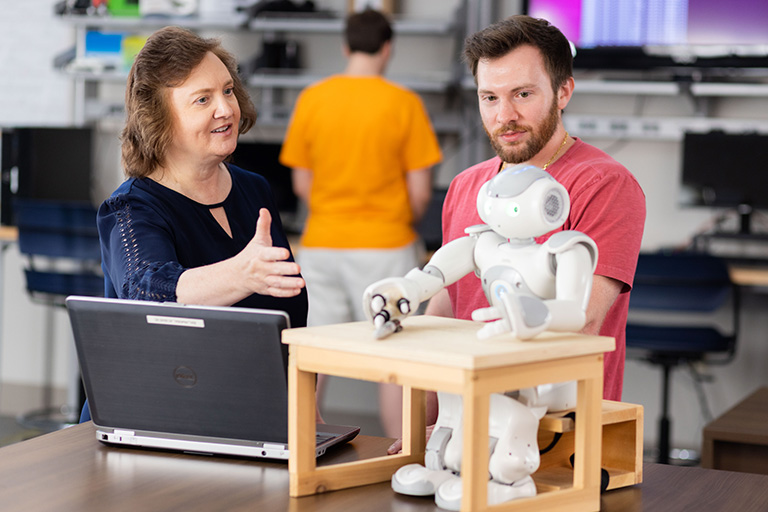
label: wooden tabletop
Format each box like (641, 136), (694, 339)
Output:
(283, 316), (615, 370)
(729, 266), (768, 287)
(2, 422), (768, 511)
(0, 225), (17, 242)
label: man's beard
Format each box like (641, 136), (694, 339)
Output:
(485, 97), (560, 165)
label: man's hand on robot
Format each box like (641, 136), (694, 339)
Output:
(471, 292), (549, 340)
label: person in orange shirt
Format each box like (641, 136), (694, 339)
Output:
(279, 9), (442, 438)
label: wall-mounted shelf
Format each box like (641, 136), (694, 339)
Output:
(248, 71), (454, 93)
(564, 113), (768, 141)
(58, 9), (464, 127)
(248, 16), (455, 35)
(60, 13), (248, 30)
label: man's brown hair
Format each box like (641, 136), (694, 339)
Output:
(463, 15), (573, 93)
(345, 9), (393, 54)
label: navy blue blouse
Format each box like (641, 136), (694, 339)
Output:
(97, 163), (308, 328)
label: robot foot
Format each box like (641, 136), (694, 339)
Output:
(391, 464), (455, 497)
(487, 476), (537, 503)
(433, 475), (537, 511)
(433, 473), (464, 511)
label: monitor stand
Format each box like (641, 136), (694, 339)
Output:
(737, 204), (754, 236)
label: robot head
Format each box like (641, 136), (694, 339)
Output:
(477, 164), (570, 240)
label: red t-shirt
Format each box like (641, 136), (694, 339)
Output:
(442, 138), (646, 401)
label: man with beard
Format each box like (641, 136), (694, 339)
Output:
(424, 15), (645, 410)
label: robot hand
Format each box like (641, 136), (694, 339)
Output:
(362, 276), (422, 338)
(363, 267), (446, 339)
(471, 285), (551, 340)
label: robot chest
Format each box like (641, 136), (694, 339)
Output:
(475, 246), (555, 301)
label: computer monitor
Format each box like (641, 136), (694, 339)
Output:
(524, 0), (768, 72)
(228, 141), (299, 232)
(1, 127), (94, 226)
(680, 131), (768, 235)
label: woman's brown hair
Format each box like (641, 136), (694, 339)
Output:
(121, 26), (257, 178)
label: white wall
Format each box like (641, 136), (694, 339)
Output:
(0, 0), (81, 415)
(0, 2), (74, 126)
(2, 0), (768, 457)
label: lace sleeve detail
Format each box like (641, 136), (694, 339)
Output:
(105, 196), (185, 302)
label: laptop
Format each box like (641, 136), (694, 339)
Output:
(66, 296), (360, 460)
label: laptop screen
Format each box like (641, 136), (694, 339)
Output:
(68, 297), (292, 443)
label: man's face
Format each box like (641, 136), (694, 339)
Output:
(476, 45), (566, 165)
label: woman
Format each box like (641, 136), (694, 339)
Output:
(81, 26), (307, 422)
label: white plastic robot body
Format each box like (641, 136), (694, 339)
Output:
(472, 229), (596, 339)
(393, 391), (546, 511)
(362, 164), (600, 509)
(363, 165), (597, 341)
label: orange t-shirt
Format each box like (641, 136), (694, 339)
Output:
(279, 75), (442, 249)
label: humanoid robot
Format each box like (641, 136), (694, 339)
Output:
(361, 164), (598, 510)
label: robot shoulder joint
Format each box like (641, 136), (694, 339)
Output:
(544, 231), (598, 271)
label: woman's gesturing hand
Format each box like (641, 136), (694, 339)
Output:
(237, 208), (305, 298)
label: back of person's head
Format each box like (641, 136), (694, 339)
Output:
(121, 26), (257, 178)
(463, 14), (573, 93)
(345, 8), (393, 54)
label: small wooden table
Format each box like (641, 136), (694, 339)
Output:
(283, 316), (615, 512)
(702, 387), (768, 474)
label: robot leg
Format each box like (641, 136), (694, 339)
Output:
(391, 391), (463, 496)
(434, 393), (545, 510)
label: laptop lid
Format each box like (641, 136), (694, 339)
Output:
(66, 296), (358, 459)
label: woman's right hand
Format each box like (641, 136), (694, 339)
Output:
(236, 208), (305, 298)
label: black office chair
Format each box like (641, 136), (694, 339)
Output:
(626, 251), (739, 464)
(14, 199), (103, 431)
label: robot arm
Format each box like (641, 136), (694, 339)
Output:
(471, 232), (598, 340)
(362, 236), (476, 337)
(543, 231), (598, 331)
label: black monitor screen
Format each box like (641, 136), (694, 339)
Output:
(1, 127), (93, 226)
(229, 141), (297, 216)
(681, 131), (768, 211)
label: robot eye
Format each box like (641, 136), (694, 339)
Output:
(506, 202), (520, 217)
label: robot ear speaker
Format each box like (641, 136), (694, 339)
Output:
(542, 190), (566, 223)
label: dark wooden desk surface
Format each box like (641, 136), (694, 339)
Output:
(2, 422), (768, 511)
(703, 387), (768, 446)
(702, 386), (768, 473)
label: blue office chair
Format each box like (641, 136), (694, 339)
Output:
(626, 251), (739, 465)
(14, 199), (103, 431)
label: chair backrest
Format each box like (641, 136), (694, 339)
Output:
(629, 252), (733, 313)
(15, 199), (101, 261)
(14, 199), (103, 301)
(627, 251), (740, 361)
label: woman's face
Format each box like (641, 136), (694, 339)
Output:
(165, 51), (241, 168)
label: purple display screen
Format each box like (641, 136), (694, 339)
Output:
(526, 0), (768, 48)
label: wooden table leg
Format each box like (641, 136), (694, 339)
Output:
(289, 350), (318, 497)
(402, 385), (427, 458)
(462, 380), (490, 511)
(572, 359), (603, 510)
